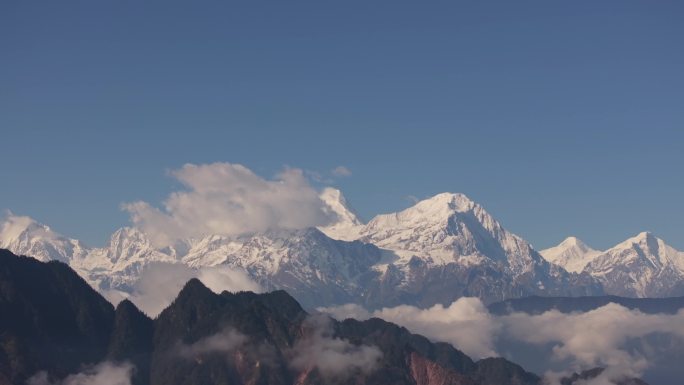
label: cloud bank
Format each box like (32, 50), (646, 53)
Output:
(319, 300), (684, 384)
(123, 163), (334, 247)
(318, 297), (498, 359)
(504, 304), (684, 383)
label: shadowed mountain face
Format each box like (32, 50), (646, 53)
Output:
(147, 279), (546, 385)
(0, 248), (544, 385)
(0, 249), (114, 385)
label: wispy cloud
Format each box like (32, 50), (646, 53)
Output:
(405, 195), (420, 204)
(176, 328), (248, 358)
(289, 315), (382, 378)
(331, 166), (352, 177)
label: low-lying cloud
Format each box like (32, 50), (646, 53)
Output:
(27, 361), (134, 385)
(123, 163), (334, 247)
(176, 328), (248, 358)
(107, 262), (262, 317)
(318, 297), (498, 359)
(289, 315), (382, 378)
(170, 315), (382, 378)
(319, 300), (684, 384)
(505, 304), (684, 384)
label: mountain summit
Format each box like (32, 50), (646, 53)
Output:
(540, 236), (602, 273)
(359, 192), (538, 271)
(541, 232), (684, 297)
(0, 214), (87, 263)
(318, 187), (363, 240)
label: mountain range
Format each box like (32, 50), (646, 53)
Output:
(540, 232), (684, 297)
(2, 189), (683, 310)
(0, 249), (646, 385)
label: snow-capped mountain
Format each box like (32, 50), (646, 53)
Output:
(1, 191), (605, 308)
(0, 214), (88, 262)
(540, 236), (602, 273)
(358, 193), (538, 271)
(541, 232), (684, 297)
(346, 193), (602, 306)
(0, 210), (382, 308)
(317, 187), (363, 241)
(184, 228), (382, 306)
(72, 227), (180, 291)
(585, 232), (684, 297)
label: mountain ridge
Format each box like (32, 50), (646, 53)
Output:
(0, 190), (606, 308)
(541, 232), (684, 297)
(0, 249), (550, 385)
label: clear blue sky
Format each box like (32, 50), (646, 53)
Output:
(1, 0), (683, 250)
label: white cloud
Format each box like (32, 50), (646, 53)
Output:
(319, 297), (498, 359)
(123, 163), (334, 247)
(0, 212), (35, 242)
(320, 299), (684, 383)
(289, 315), (382, 378)
(502, 304), (684, 381)
(27, 362), (134, 385)
(118, 262), (262, 317)
(331, 166), (352, 177)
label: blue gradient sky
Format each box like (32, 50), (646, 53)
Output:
(2, 0), (683, 249)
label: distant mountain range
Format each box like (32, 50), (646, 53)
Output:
(2, 189), (682, 310)
(540, 232), (684, 297)
(0, 249), (647, 385)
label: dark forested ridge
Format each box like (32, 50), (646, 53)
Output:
(0, 249), (646, 385)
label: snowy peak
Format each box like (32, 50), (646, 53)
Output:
(559, 236), (590, 248)
(0, 214), (36, 241)
(0, 214), (54, 244)
(358, 192), (542, 273)
(408, 192), (476, 216)
(613, 231), (658, 252)
(542, 231), (684, 297)
(0, 214), (86, 262)
(596, 231), (684, 272)
(318, 187), (364, 241)
(363, 193), (477, 232)
(540, 236), (602, 273)
(105, 227), (157, 262)
(320, 187), (362, 226)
